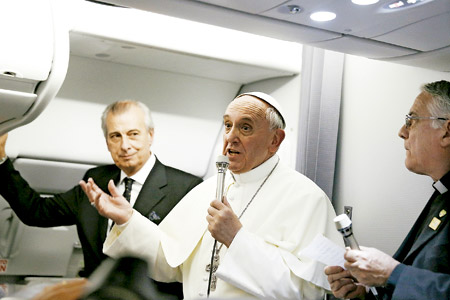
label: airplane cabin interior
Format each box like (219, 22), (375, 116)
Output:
(0, 0), (449, 299)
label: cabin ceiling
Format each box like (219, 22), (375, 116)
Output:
(88, 0), (450, 72)
(69, 0), (304, 84)
(69, 32), (297, 84)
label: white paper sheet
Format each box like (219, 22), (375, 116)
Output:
(300, 234), (346, 268)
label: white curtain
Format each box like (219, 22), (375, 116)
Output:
(296, 46), (345, 200)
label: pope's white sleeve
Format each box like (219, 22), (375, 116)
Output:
(103, 210), (182, 282)
(216, 227), (324, 300)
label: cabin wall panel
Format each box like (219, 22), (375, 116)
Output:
(334, 55), (450, 255)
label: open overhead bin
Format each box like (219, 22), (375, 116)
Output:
(0, 0), (70, 136)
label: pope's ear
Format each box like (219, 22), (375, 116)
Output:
(269, 129), (285, 153)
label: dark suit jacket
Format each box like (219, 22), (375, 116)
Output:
(0, 156), (202, 298)
(369, 173), (450, 300)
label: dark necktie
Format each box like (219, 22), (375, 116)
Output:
(123, 177), (134, 202)
(110, 178), (134, 231)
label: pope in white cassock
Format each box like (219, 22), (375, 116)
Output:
(80, 92), (343, 299)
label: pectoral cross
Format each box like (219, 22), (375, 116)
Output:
(206, 253), (220, 291)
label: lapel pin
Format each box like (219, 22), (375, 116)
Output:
(439, 209), (447, 218)
(429, 217), (441, 231)
(149, 211), (161, 221)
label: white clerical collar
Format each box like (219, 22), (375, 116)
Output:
(433, 180), (448, 195)
(231, 154), (279, 184)
(120, 152), (155, 185)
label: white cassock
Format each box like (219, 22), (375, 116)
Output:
(104, 154), (343, 299)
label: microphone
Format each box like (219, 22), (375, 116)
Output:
(215, 155), (229, 203)
(334, 214), (379, 299)
(207, 155), (229, 297)
(334, 214), (359, 249)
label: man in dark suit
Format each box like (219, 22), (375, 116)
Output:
(0, 100), (202, 299)
(325, 80), (450, 299)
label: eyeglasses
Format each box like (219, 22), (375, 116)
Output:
(405, 114), (449, 128)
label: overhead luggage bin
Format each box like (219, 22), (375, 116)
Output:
(0, 0), (70, 136)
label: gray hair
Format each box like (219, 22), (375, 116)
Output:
(235, 92), (286, 130)
(266, 107), (285, 130)
(101, 100), (154, 137)
(423, 80), (450, 128)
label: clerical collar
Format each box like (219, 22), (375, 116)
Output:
(433, 171), (450, 195)
(231, 154), (279, 184)
(120, 152), (155, 185)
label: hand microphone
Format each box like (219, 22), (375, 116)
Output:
(334, 214), (359, 249)
(207, 155), (230, 297)
(334, 214), (379, 299)
(215, 155), (229, 203)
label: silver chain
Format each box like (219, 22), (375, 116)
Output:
(217, 157), (280, 253)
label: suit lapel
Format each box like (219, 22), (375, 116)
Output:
(133, 158), (167, 220)
(94, 158), (167, 241)
(403, 194), (448, 262)
(393, 193), (435, 261)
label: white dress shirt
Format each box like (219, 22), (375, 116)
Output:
(107, 153), (155, 231)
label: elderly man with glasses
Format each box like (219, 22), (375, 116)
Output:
(325, 80), (450, 300)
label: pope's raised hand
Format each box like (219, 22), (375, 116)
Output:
(79, 178), (133, 225)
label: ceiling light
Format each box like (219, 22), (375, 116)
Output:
(287, 5), (302, 14)
(384, 0), (426, 9)
(351, 0), (379, 5)
(388, 0), (405, 8)
(310, 11), (336, 22)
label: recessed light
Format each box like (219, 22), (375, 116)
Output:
(351, 0), (379, 5)
(384, 0), (427, 9)
(388, 0), (405, 8)
(310, 11), (336, 22)
(287, 5), (302, 14)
